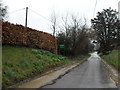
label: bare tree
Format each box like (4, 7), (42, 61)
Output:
(50, 11), (58, 36)
(57, 14), (94, 56)
(61, 14), (70, 37)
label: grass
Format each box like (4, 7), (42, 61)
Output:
(101, 50), (120, 71)
(73, 54), (90, 61)
(2, 45), (70, 89)
(0, 47), (2, 87)
(2, 45), (90, 89)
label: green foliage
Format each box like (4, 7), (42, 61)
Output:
(36, 54), (42, 59)
(4, 70), (15, 79)
(32, 49), (39, 54)
(19, 59), (29, 68)
(91, 8), (119, 54)
(102, 50), (120, 70)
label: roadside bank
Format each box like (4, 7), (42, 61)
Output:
(3, 45), (90, 89)
(10, 59), (88, 88)
(101, 59), (119, 86)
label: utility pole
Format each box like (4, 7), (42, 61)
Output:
(25, 7), (28, 27)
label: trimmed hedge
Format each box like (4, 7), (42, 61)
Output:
(2, 21), (57, 53)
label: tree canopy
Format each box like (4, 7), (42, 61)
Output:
(91, 8), (119, 54)
(0, 0), (7, 20)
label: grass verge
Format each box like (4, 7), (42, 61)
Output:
(101, 50), (120, 71)
(72, 54), (90, 61)
(2, 45), (90, 89)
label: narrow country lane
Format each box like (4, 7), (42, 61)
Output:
(43, 52), (117, 88)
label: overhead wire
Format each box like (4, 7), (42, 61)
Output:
(28, 8), (51, 23)
(8, 8), (25, 14)
(7, 7), (53, 32)
(27, 8), (52, 32)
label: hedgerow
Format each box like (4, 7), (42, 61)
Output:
(2, 21), (57, 53)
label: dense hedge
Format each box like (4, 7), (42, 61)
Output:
(2, 21), (57, 53)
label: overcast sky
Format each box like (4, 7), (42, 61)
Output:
(3, 0), (120, 34)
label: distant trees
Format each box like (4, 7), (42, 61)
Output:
(57, 14), (94, 56)
(91, 8), (119, 55)
(0, 0), (7, 20)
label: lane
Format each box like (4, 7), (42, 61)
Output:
(43, 52), (117, 88)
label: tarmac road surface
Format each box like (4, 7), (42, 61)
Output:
(43, 52), (117, 88)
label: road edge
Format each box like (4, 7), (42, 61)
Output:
(101, 59), (119, 87)
(40, 58), (88, 88)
